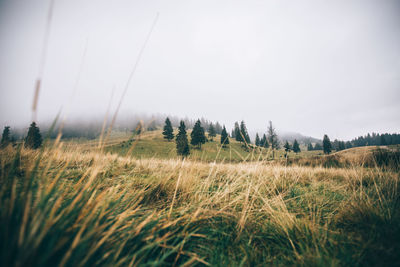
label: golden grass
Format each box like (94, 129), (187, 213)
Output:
(1, 143), (399, 266)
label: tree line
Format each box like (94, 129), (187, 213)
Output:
(2, 119), (399, 158)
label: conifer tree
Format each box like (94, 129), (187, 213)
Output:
(1, 126), (11, 148)
(255, 133), (260, 147)
(162, 117), (174, 141)
(323, 134), (332, 154)
(25, 122), (42, 149)
(284, 141), (291, 158)
(234, 122), (242, 142)
(220, 126), (229, 147)
(284, 141), (291, 152)
(240, 120), (250, 145)
(176, 121), (189, 157)
(208, 123), (216, 141)
(267, 121), (279, 158)
(293, 139), (301, 153)
(261, 134), (269, 148)
(190, 119), (206, 149)
(307, 143), (313, 151)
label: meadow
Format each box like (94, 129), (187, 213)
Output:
(1, 131), (399, 266)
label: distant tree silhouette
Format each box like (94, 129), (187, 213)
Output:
(1, 126), (11, 148)
(293, 139), (301, 153)
(208, 123), (216, 141)
(267, 121), (279, 158)
(345, 141), (352, 149)
(338, 141), (345, 151)
(231, 129), (235, 139)
(162, 117), (174, 141)
(25, 122), (42, 149)
(176, 121), (189, 157)
(307, 143), (313, 151)
(261, 134), (269, 148)
(314, 143), (323, 150)
(220, 126), (229, 147)
(214, 122), (223, 135)
(234, 122), (242, 142)
(323, 134), (332, 154)
(380, 135), (387, 146)
(240, 121), (251, 145)
(190, 119), (206, 149)
(284, 141), (291, 152)
(255, 133), (260, 146)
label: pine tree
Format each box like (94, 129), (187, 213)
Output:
(234, 122), (242, 142)
(176, 121), (189, 157)
(190, 119), (206, 149)
(162, 117), (174, 141)
(307, 143), (313, 151)
(255, 133), (260, 147)
(284, 141), (291, 152)
(240, 121), (250, 145)
(293, 139), (301, 153)
(1, 126), (11, 148)
(220, 126), (229, 147)
(267, 121), (279, 158)
(25, 122), (42, 149)
(208, 123), (216, 141)
(261, 134), (269, 148)
(323, 134), (332, 154)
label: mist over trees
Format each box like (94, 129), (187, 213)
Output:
(2, 112), (399, 153)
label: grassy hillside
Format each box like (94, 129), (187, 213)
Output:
(103, 130), (323, 163)
(1, 140), (399, 266)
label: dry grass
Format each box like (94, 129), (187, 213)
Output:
(1, 143), (399, 266)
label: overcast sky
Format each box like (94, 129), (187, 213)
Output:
(0, 0), (399, 140)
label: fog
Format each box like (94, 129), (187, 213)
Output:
(0, 0), (399, 140)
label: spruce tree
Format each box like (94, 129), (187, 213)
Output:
(1, 126), (11, 148)
(240, 120), (251, 145)
(190, 119), (206, 149)
(307, 143), (313, 151)
(293, 139), (301, 153)
(267, 121), (279, 158)
(261, 134), (269, 148)
(323, 134), (332, 154)
(208, 123), (216, 141)
(176, 121), (189, 157)
(255, 133), (260, 147)
(284, 141), (291, 152)
(25, 122), (42, 149)
(234, 122), (242, 142)
(162, 117), (174, 141)
(220, 126), (229, 147)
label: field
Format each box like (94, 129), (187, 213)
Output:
(1, 132), (399, 266)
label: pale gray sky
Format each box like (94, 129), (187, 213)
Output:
(0, 0), (399, 140)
